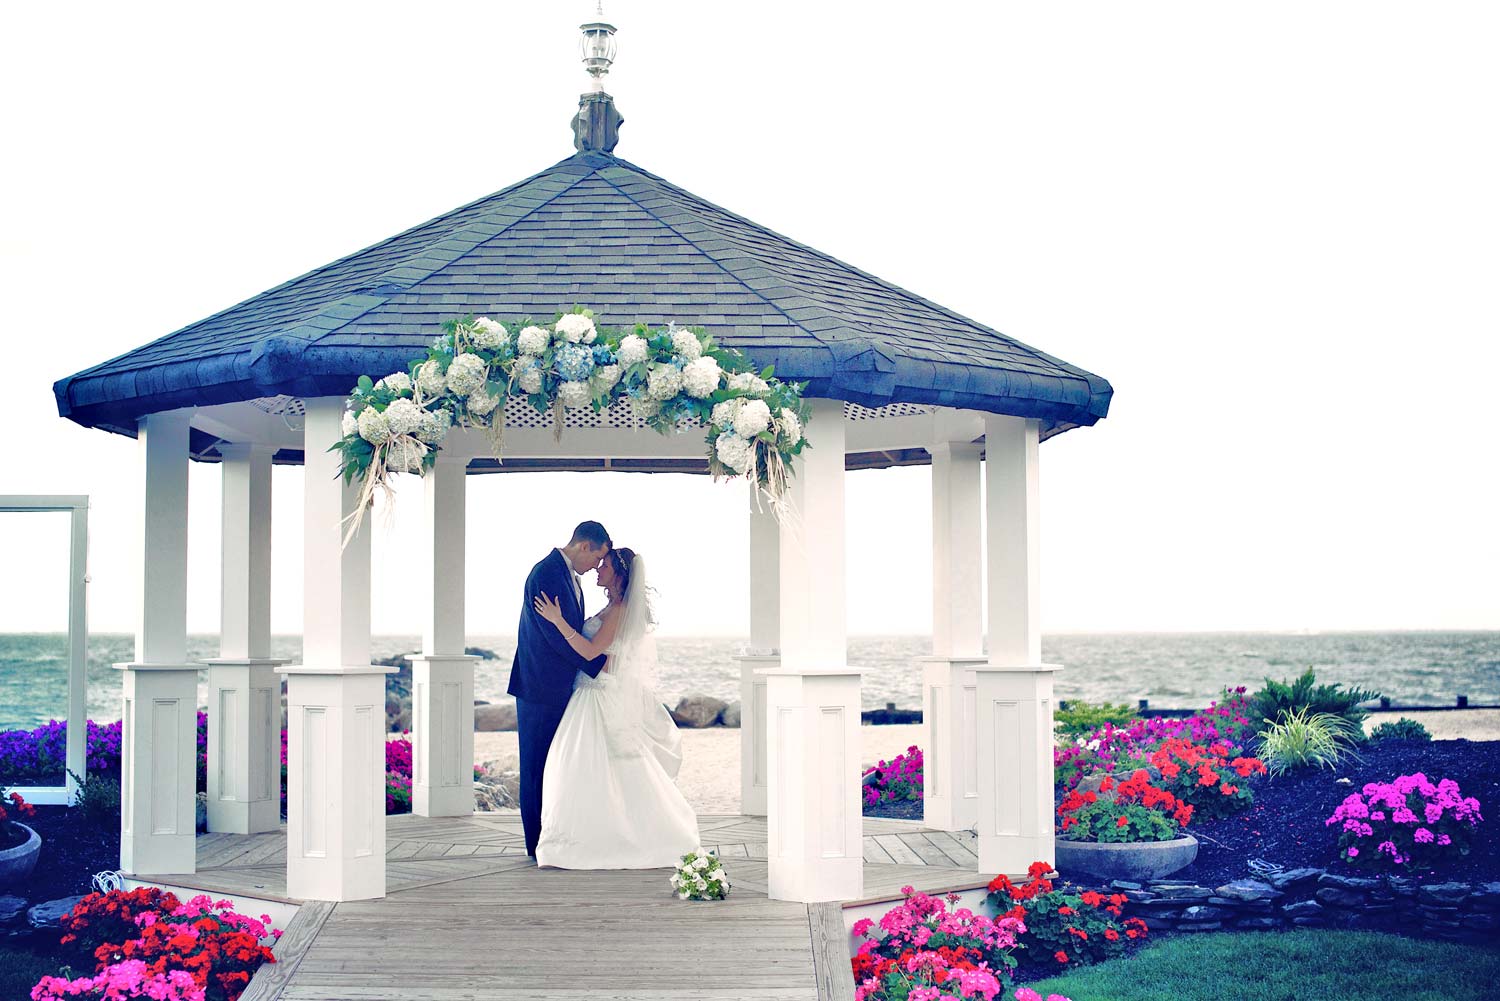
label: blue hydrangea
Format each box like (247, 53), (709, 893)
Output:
(556, 344), (596, 382)
(592, 345), (616, 365)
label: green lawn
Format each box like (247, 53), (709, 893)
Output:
(1025, 929), (1500, 1001)
(0, 938), (75, 998)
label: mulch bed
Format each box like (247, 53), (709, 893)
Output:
(12, 805), (118, 903)
(1173, 737), (1499, 888)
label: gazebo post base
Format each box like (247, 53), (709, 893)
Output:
(975, 664), (1060, 877)
(408, 654), (478, 818)
(116, 663), (200, 875)
(733, 653), (777, 816)
(762, 667), (863, 903)
(278, 665), (395, 902)
(919, 656), (986, 832)
(202, 658), (287, 835)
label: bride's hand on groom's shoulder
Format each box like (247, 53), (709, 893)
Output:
(533, 592), (564, 626)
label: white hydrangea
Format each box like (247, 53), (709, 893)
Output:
(375, 371), (412, 394)
(516, 358), (544, 395)
(470, 317), (508, 350)
(633, 396), (661, 419)
(733, 398), (772, 439)
(671, 328), (703, 362)
(467, 385), (500, 416)
(647, 365), (683, 401)
(710, 399), (741, 430)
(714, 432), (754, 474)
(591, 364), (622, 393)
(384, 437), (427, 473)
(341, 410), (358, 438)
(778, 407), (803, 446)
(617, 334), (649, 368)
(417, 409), (451, 445)
(517, 325), (550, 356)
(555, 313), (596, 344)
(356, 407), (391, 445)
(558, 380), (592, 409)
(681, 356), (722, 398)
(728, 372), (770, 395)
(445, 353), (487, 396)
(383, 397), (425, 437)
(416, 359), (446, 395)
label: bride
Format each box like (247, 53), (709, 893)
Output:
(531, 547), (701, 869)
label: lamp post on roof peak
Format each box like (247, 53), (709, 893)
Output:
(579, 5), (617, 95)
(571, 7), (624, 155)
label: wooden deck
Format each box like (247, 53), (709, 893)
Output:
(153, 814), (992, 1001)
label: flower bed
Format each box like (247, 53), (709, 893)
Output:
(986, 863), (1147, 971)
(1327, 772), (1483, 870)
(851, 886), (1024, 1000)
(35, 888), (281, 1001)
(864, 746), (924, 807)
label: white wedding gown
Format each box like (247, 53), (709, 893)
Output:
(535, 613), (702, 869)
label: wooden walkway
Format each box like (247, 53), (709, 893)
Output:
(150, 814), (992, 1001)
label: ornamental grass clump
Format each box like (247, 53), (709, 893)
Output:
(985, 862), (1147, 970)
(864, 745), (924, 806)
(1326, 772), (1484, 871)
(851, 886), (1023, 1000)
(1056, 771), (1193, 842)
(1258, 707), (1361, 777)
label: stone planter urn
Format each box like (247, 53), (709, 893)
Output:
(1055, 834), (1198, 884)
(0, 823), (42, 888)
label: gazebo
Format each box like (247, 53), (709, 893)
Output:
(53, 20), (1111, 905)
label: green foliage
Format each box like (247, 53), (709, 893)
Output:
(0, 940), (73, 1001)
(1026, 928), (1500, 1001)
(67, 769), (121, 828)
(1369, 717), (1432, 743)
(1055, 700), (1138, 738)
(1249, 667), (1379, 738)
(1257, 707), (1361, 776)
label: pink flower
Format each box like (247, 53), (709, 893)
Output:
(909, 988), (940, 1001)
(1347, 847), (1359, 858)
(1413, 828), (1435, 844)
(851, 917), (873, 937)
(1015, 991), (1043, 1001)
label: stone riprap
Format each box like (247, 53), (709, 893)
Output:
(1083, 871), (1500, 943)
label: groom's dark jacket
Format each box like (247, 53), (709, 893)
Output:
(508, 549), (607, 707)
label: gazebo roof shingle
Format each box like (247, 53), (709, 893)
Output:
(55, 151), (1112, 439)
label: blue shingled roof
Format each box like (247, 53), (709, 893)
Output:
(54, 150), (1112, 439)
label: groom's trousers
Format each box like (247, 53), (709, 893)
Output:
(515, 697), (568, 857)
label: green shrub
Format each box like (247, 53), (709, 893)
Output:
(1258, 707), (1361, 776)
(1054, 700), (1138, 738)
(1368, 717), (1432, 743)
(1249, 668), (1379, 738)
(67, 769), (121, 829)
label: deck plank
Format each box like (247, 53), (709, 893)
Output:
(807, 903), (856, 1001)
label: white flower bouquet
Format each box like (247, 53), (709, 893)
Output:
(670, 850), (731, 901)
(332, 308), (812, 540)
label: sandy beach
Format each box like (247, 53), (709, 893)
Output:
(463, 709), (1499, 815)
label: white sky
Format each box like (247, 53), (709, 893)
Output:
(1, 2), (1496, 638)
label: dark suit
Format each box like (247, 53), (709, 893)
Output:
(508, 549), (606, 856)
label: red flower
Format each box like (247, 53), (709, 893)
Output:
(1058, 905), (1074, 916)
(1079, 891), (1104, 908)
(1054, 950), (1069, 964)
(1105, 928), (1121, 941)
(1116, 816), (1129, 828)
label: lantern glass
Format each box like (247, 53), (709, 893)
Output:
(579, 22), (617, 71)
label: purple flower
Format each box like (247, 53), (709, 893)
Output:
(1413, 828), (1434, 844)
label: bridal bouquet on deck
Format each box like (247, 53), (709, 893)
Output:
(671, 850), (731, 901)
(332, 308), (810, 538)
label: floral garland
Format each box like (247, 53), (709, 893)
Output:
(333, 309), (810, 537)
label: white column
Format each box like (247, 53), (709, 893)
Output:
(735, 482), (779, 816)
(921, 415), (986, 832)
(118, 410), (199, 875)
(977, 415), (1059, 876)
(763, 398), (862, 903)
(409, 453), (477, 818)
(205, 443), (284, 835)
(278, 397), (392, 902)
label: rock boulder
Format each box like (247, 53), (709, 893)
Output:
(475, 702), (519, 732)
(671, 694), (728, 728)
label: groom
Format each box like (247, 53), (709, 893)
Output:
(509, 520), (611, 858)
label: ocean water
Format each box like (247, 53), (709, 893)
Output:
(1, 631), (1497, 731)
